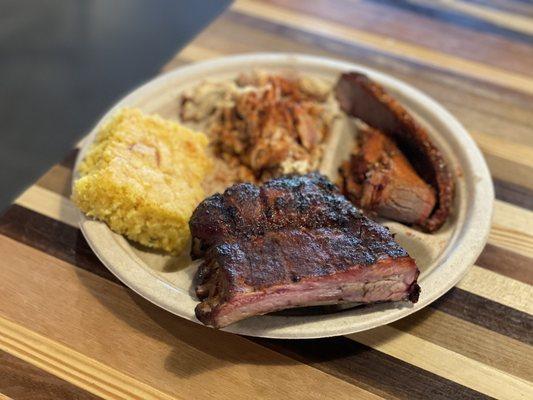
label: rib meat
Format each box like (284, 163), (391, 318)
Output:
(340, 126), (436, 225)
(335, 72), (453, 232)
(190, 173), (420, 328)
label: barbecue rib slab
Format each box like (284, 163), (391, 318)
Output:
(190, 173), (420, 328)
(335, 72), (453, 232)
(340, 126), (436, 225)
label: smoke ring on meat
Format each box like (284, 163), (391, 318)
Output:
(190, 173), (420, 328)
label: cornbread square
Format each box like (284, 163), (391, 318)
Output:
(72, 108), (212, 254)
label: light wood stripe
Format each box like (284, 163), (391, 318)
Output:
(0, 394), (13, 400)
(231, 0), (533, 95)
(257, 336), (495, 399)
(491, 200), (533, 259)
(4, 202), (531, 346)
(347, 325), (533, 400)
(0, 348), (101, 400)
(18, 178), (533, 315)
(407, 0), (533, 35)
(470, 131), (533, 190)
(391, 308), (533, 382)
(15, 185), (79, 228)
(457, 265), (532, 315)
(272, 0), (533, 77)
(4, 190), (528, 396)
(0, 235), (381, 400)
(0, 217), (494, 397)
(3, 2), (532, 398)
(0, 317), (178, 400)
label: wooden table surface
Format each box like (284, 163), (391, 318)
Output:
(1, 1), (532, 399)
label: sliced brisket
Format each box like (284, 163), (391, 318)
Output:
(335, 72), (453, 232)
(340, 126), (436, 225)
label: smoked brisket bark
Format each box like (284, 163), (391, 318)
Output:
(340, 126), (436, 225)
(335, 72), (453, 232)
(190, 173), (420, 328)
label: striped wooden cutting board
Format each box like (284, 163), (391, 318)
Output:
(0, 1), (532, 399)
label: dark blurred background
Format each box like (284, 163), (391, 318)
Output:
(0, 0), (231, 210)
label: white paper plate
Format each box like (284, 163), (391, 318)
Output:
(74, 53), (493, 339)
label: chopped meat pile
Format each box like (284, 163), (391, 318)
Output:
(335, 72), (454, 232)
(180, 72), (337, 183)
(340, 126), (436, 226)
(190, 173), (420, 328)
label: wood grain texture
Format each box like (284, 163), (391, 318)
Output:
(390, 307), (533, 382)
(0, 349), (100, 400)
(255, 337), (493, 400)
(1, 203), (532, 394)
(173, 17), (533, 188)
(466, 0), (533, 17)
(493, 179), (533, 211)
(15, 169), (533, 311)
(491, 200), (533, 259)
(177, 16), (533, 146)
(476, 243), (533, 285)
(400, 0), (533, 35)
(232, 0), (533, 95)
(0, 235), (381, 400)
(348, 325), (532, 399)
(0, 205), (122, 285)
(0, 233), (498, 398)
(1, 1), (533, 398)
(0, 203), (529, 327)
(0, 317), (179, 400)
(266, 0), (533, 74)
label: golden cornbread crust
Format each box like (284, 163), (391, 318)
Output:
(73, 108), (212, 254)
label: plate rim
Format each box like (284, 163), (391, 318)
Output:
(74, 52), (494, 339)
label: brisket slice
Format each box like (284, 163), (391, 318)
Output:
(335, 72), (453, 232)
(340, 126), (436, 225)
(190, 173), (420, 328)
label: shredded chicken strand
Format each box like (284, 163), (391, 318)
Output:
(180, 71), (338, 183)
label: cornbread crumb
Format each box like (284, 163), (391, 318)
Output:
(72, 108), (211, 254)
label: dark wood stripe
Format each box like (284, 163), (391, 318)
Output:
(130, 287), (494, 400)
(430, 287), (533, 345)
(371, 0), (533, 44)
(261, 0), (533, 77)
(0, 205), (123, 286)
(476, 243), (533, 285)
(0, 349), (100, 400)
(0, 205), (495, 400)
(493, 178), (533, 211)
(26, 162), (533, 290)
(225, 10), (533, 104)
(252, 337), (494, 400)
(466, 0), (533, 17)
(1, 204), (531, 347)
